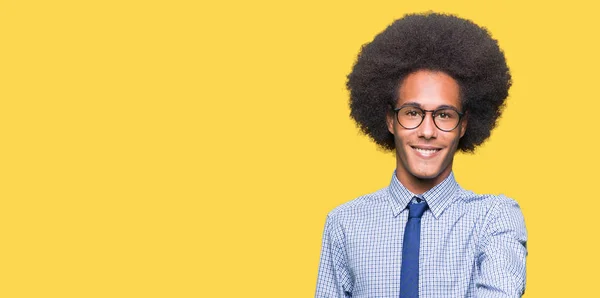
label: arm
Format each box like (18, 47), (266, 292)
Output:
(476, 196), (528, 297)
(315, 215), (353, 298)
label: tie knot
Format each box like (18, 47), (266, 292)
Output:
(408, 201), (428, 218)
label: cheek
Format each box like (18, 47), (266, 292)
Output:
(393, 129), (412, 144)
(447, 133), (462, 149)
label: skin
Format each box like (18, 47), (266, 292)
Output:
(386, 70), (468, 194)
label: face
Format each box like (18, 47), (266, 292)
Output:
(386, 70), (467, 193)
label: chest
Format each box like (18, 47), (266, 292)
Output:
(345, 209), (482, 296)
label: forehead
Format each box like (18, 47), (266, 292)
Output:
(396, 70), (461, 110)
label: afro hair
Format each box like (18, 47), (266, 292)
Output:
(347, 12), (511, 152)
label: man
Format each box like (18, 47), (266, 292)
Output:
(315, 12), (527, 297)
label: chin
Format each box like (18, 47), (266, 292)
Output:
(408, 163), (449, 180)
(412, 170), (443, 180)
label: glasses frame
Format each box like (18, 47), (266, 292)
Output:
(392, 106), (465, 132)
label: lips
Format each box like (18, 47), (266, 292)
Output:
(411, 146), (442, 158)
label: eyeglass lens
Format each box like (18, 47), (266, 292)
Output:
(396, 106), (460, 131)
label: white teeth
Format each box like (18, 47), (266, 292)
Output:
(414, 148), (439, 156)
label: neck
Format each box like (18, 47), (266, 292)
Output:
(395, 166), (453, 195)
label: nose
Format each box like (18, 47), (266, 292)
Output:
(417, 112), (437, 139)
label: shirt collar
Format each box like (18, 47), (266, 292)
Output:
(387, 171), (461, 219)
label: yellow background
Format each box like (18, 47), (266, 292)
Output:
(1, 0), (598, 297)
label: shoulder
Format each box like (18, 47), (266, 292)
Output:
(459, 190), (526, 235)
(460, 190), (518, 206)
(459, 190), (523, 216)
(322, 187), (391, 243)
(326, 187), (390, 221)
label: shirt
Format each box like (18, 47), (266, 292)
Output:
(315, 172), (527, 297)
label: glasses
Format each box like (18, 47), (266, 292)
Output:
(393, 106), (464, 132)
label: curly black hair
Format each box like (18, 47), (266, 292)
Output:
(347, 12), (511, 152)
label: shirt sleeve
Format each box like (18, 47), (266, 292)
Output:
(476, 196), (528, 297)
(315, 214), (353, 298)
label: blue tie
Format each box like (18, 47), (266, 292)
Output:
(400, 200), (429, 298)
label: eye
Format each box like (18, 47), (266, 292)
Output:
(402, 108), (423, 118)
(435, 109), (457, 119)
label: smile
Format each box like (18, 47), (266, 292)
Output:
(411, 146), (441, 157)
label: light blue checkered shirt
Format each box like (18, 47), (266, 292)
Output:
(316, 172), (527, 297)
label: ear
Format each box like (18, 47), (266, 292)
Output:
(459, 112), (468, 138)
(386, 111), (395, 134)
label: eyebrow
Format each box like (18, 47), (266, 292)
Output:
(398, 102), (460, 110)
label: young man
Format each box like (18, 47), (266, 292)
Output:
(316, 13), (527, 297)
